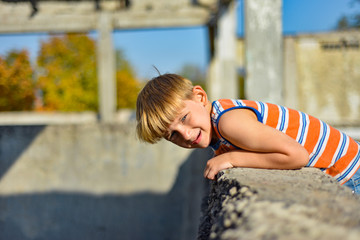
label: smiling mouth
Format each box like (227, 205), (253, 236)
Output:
(192, 131), (202, 145)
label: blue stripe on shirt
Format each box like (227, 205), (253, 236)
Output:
(337, 150), (360, 182)
(298, 112), (307, 145)
(279, 106), (286, 131)
(308, 122), (328, 166)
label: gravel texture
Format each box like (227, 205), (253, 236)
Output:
(198, 168), (360, 240)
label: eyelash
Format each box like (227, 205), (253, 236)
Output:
(181, 114), (188, 123)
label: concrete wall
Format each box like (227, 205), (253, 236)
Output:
(236, 30), (360, 127)
(0, 122), (211, 240)
(293, 32), (360, 126)
(2, 119), (360, 240)
(199, 168), (360, 240)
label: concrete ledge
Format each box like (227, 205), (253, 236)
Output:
(0, 110), (135, 125)
(198, 168), (360, 240)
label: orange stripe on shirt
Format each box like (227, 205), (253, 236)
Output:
(219, 99), (236, 110)
(241, 100), (259, 109)
(285, 109), (300, 140)
(264, 103), (280, 128)
(313, 126), (341, 168)
(303, 115), (321, 154)
(326, 139), (358, 177)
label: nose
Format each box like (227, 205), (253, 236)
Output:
(178, 126), (191, 141)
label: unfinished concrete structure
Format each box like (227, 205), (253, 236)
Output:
(0, 0), (240, 121)
(0, 0), (285, 118)
(0, 1), (301, 239)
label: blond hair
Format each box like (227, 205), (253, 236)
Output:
(136, 74), (194, 143)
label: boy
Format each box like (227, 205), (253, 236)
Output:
(136, 73), (360, 194)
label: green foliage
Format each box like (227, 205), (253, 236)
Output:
(336, 16), (352, 30)
(336, 1), (360, 29)
(0, 50), (35, 111)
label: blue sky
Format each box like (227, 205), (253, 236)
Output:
(0, 0), (358, 79)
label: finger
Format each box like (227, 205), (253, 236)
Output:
(204, 162), (211, 177)
(204, 168), (211, 179)
(203, 166), (208, 178)
(204, 168), (212, 180)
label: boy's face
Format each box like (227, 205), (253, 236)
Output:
(165, 88), (213, 149)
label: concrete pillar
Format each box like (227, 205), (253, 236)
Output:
(244, 0), (283, 104)
(207, 0), (238, 101)
(284, 37), (299, 109)
(96, 12), (116, 122)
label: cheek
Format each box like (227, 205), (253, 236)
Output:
(197, 111), (211, 130)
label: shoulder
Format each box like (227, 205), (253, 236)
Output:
(215, 107), (263, 150)
(211, 99), (242, 121)
(218, 108), (257, 126)
(218, 108), (258, 136)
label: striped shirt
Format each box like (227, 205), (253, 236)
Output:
(210, 99), (360, 184)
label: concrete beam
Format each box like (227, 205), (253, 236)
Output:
(0, 1), (214, 33)
(207, 0), (238, 101)
(244, 0), (283, 104)
(96, 12), (116, 122)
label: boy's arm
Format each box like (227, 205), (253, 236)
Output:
(204, 109), (309, 180)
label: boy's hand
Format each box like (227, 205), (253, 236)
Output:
(204, 155), (233, 180)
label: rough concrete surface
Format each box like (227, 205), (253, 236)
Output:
(198, 168), (360, 240)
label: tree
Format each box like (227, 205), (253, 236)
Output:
(336, 0), (360, 29)
(37, 33), (140, 111)
(336, 16), (352, 30)
(0, 50), (35, 111)
(37, 33), (98, 111)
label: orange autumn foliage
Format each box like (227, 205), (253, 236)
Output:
(0, 50), (35, 111)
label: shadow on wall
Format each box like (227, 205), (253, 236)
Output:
(0, 126), (212, 240)
(0, 126), (46, 180)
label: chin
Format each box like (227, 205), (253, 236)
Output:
(199, 141), (210, 149)
(198, 145), (209, 149)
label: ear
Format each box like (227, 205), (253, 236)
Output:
(192, 85), (208, 105)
